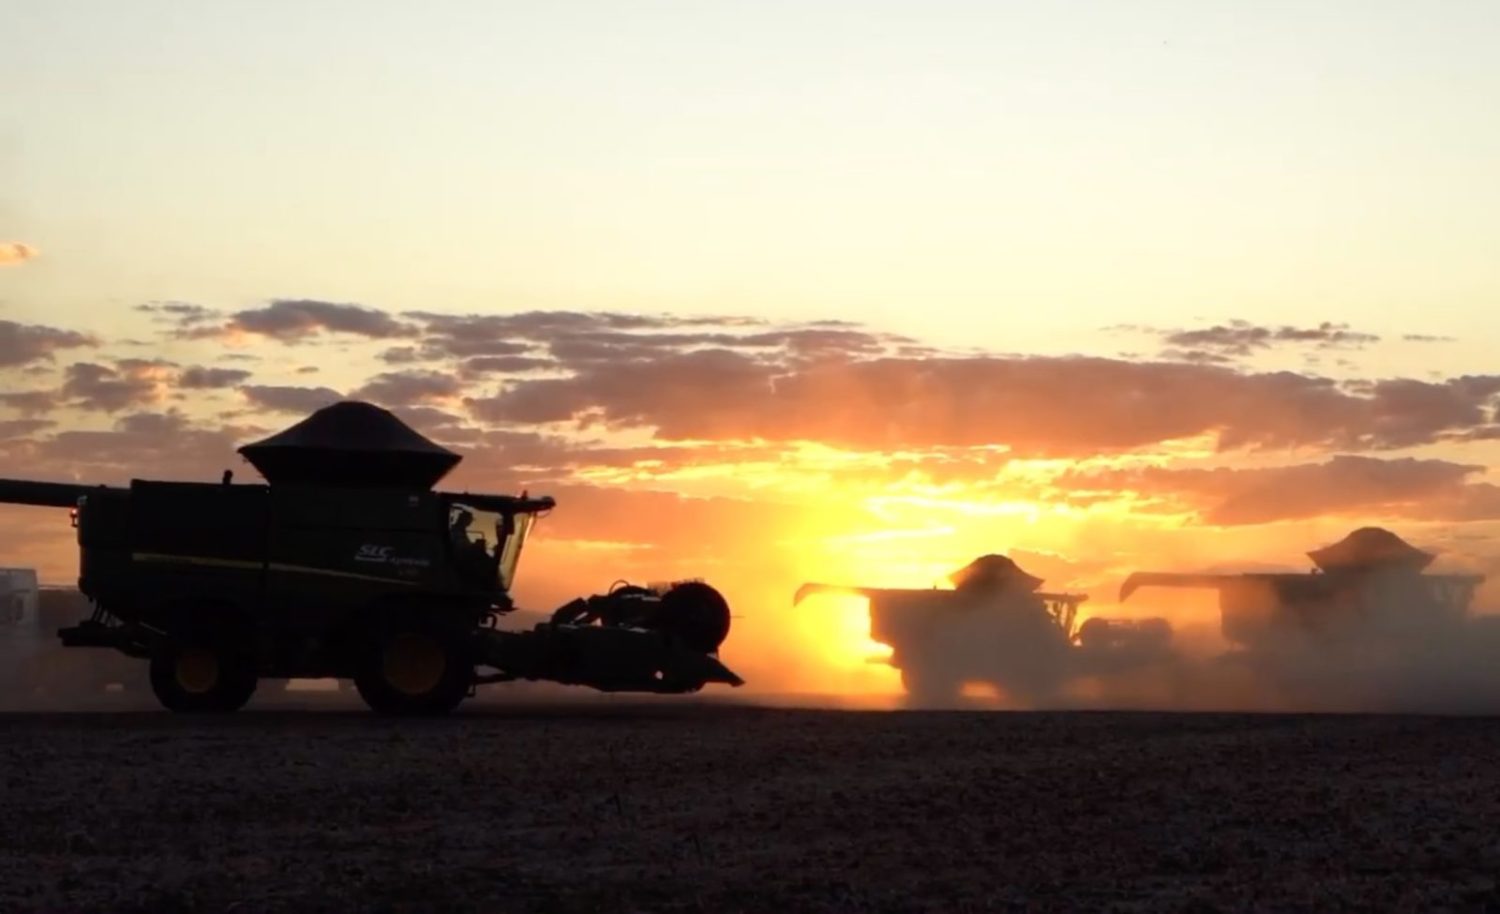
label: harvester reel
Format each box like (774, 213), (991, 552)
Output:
(656, 581), (732, 653)
(551, 580), (733, 653)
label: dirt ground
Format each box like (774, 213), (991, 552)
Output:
(3, 701), (1500, 913)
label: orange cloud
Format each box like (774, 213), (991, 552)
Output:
(468, 351), (1500, 456)
(1058, 455), (1500, 525)
(0, 243), (38, 266)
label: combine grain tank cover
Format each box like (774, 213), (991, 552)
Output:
(237, 401), (461, 489)
(1307, 527), (1434, 573)
(949, 554), (1044, 593)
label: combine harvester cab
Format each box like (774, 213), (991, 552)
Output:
(0, 400), (742, 715)
(795, 554), (1174, 706)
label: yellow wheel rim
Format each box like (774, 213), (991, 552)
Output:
(175, 648), (220, 694)
(383, 633), (446, 696)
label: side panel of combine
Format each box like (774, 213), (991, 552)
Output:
(1329, 570), (1470, 638)
(1218, 579), (1281, 648)
(265, 487), (453, 632)
(1220, 576), (1363, 646)
(866, 591), (953, 661)
(124, 482), (270, 628)
(868, 591), (974, 701)
(76, 487), (131, 599)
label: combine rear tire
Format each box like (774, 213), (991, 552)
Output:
(149, 642), (257, 713)
(354, 619), (471, 716)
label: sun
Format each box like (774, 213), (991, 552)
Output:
(785, 591), (902, 695)
(804, 592), (895, 668)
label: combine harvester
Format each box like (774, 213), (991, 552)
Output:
(1120, 527), (1486, 646)
(1119, 527), (1499, 709)
(795, 555), (1174, 706)
(0, 401), (742, 715)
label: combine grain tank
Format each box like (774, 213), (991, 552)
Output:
(0, 401), (742, 715)
(795, 554), (1173, 705)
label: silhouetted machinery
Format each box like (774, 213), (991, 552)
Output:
(1119, 528), (1487, 650)
(795, 555), (1173, 704)
(0, 401), (741, 715)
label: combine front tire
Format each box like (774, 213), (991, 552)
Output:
(354, 619), (471, 716)
(149, 643), (258, 713)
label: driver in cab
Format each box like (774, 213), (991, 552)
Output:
(449, 509), (497, 581)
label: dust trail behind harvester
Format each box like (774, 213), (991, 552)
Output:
(0, 571), (156, 711)
(790, 529), (1500, 714)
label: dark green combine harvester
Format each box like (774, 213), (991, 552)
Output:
(0, 401), (742, 714)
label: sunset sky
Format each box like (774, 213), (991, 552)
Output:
(5, 1), (1500, 694)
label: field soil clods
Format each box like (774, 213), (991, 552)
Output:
(2, 703), (1499, 912)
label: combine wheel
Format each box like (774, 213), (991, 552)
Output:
(149, 641), (257, 713)
(354, 617), (471, 716)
